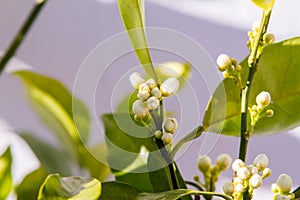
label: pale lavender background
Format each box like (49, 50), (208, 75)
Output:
(0, 0), (299, 198)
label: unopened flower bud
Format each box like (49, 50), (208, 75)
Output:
(222, 182), (234, 196)
(249, 174), (262, 189)
(262, 168), (272, 178)
(216, 153), (232, 171)
(271, 183), (279, 193)
(160, 77), (179, 97)
(154, 130), (163, 139)
(247, 165), (259, 176)
(253, 154), (269, 171)
(252, 21), (261, 32)
(147, 96), (160, 110)
(266, 109), (274, 117)
(129, 72), (145, 89)
(256, 91), (271, 108)
(232, 159), (246, 171)
(274, 194), (290, 200)
(217, 54), (232, 69)
(264, 32), (275, 44)
(276, 174), (293, 194)
(288, 193), (295, 199)
(164, 118), (178, 133)
(235, 183), (245, 193)
(237, 167), (251, 180)
(161, 132), (173, 145)
(132, 100), (148, 117)
(223, 71), (230, 78)
(236, 65), (242, 72)
(146, 79), (157, 89)
(151, 87), (162, 98)
(197, 155), (211, 173)
(137, 90), (150, 101)
(234, 177), (244, 185)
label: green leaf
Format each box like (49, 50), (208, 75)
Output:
(99, 181), (230, 200)
(203, 37), (300, 136)
(251, 0), (274, 10)
(0, 148), (12, 200)
(117, 0), (157, 80)
(19, 133), (72, 176)
(16, 167), (48, 200)
(99, 181), (141, 200)
(14, 70), (90, 160)
(38, 174), (101, 200)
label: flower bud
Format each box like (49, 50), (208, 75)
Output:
(232, 159), (246, 172)
(236, 65), (242, 72)
(262, 168), (272, 178)
(160, 77), (179, 97)
(271, 183), (279, 193)
(235, 183), (245, 193)
(264, 32), (275, 44)
(217, 54), (232, 69)
(247, 165), (258, 176)
(164, 118), (178, 133)
(223, 71), (230, 78)
(274, 194), (290, 200)
(276, 174), (293, 194)
(146, 79), (157, 89)
(253, 154), (269, 171)
(147, 96), (160, 110)
(266, 109), (274, 117)
(216, 153), (232, 171)
(249, 174), (262, 189)
(222, 182), (235, 196)
(256, 91), (271, 108)
(132, 100), (148, 117)
(154, 130), (163, 139)
(197, 155), (211, 173)
(129, 72), (145, 89)
(233, 177), (244, 185)
(252, 21), (261, 33)
(237, 167), (251, 180)
(137, 90), (150, 101)
(161, 132), (173, 145)
(151, 87), (162, 99)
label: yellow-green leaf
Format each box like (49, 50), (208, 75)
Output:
(0, 148), (12, 200)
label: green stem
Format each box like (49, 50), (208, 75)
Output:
(0, 0), (47, 75)
(238, 9), (272, 162)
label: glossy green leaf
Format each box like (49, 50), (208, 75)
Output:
(117, 0), (157, 80)
(20, 133), (72, 176)
(16, 167), (48, 200)
(0, 148), (12, 200)
(38, 174), (101, 200)
(99, 181), (230, 200)
(203, 37), (300, 136)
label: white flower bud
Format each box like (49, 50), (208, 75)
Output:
(197, 155), (212, 173)
(235, 183), (245, 193)
(154, 130), (163, 139)
(233, 177), (244, 185)
(222, 182), (235, 196)
(146, 96), (160, 110)
(276, 174), (293, 194)
(139, 83), (150, 92)
(252, 21), (261, 32)
(253, 154), (269, 171)
(129, 72), (145, 89)
(232, 159), (246, 172)
(164, 118), (178, 133)
(249, 174), (262, 189)
(264, 32), (275, 44)
(216, 153), (232, 171)
(262, 168), (272, 178)
(151, 87), (162, 99)
(271, 183), (279, 193)
(161, 132), (173, 145)
(160, 77), (179, 97)
(146, 79), (157, 89)
(274, 194), (290, 200)
(237, 167), (251, 180)
(247, 165), (259, 176)
(137, 90), (150, 101)
(256, 91), (271, 108)
(216, 54), (232, 69)
(132, 100), (148, 117)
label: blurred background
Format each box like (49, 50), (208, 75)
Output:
(0, 0), (299, 199)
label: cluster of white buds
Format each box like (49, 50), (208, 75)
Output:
(154, 117), (179, 145)
(197, 154), (232, 192)
(272, 174), (295, 200)
(227, 154), (271, 199)
(249, 91), (274, 127)
(247, 21), (275, 54)
(216, 54), (242, 89)
(130, 72), (179, 119)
